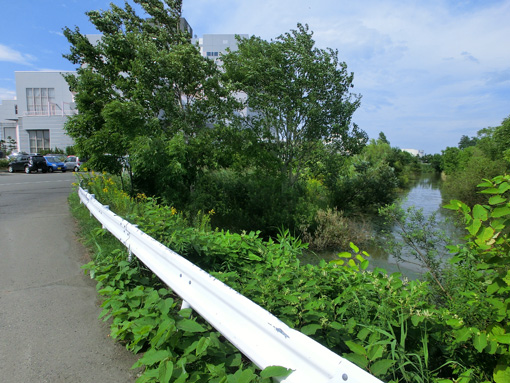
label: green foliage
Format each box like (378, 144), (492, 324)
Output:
(441, 115), (510, 207)
(458, 135), (479, 150)
(222, 23), (366, 184)
(72, 173), (510, 382)
(442, 150), (507, 207)
(421, 154), (443, 173)
(0, 136), (17, 155)
(0, 158), (9, 168)
(332, 157), (399, 212)
(63, 0), (233, 179)
(443, 174), (510, 382)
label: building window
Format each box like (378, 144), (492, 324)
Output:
(206, 52), (219, 57)
(26, 88), (56, 115)
(28, 130), (50, 153)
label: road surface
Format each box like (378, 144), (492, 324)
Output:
(0, 171), (139, 382)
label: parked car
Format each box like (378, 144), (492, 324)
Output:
(44, 155), (67, 172)
(8, 154), (48, 174)
(64, 155), (88, 172)
(7, 151), (28, 160)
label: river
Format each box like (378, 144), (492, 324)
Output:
(306, 173), (465, 279)
(367, 172), (461, 279)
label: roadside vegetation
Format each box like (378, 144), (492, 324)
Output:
(62, 1), (510, 382)
(72, 171), (510, 382)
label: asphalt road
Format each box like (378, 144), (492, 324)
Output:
(0, 171), (139, 382)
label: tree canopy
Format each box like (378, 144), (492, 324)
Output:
(221, 24), (367, 183)
(63, 0), (232, 176)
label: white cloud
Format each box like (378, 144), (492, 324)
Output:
(0, 44), (35, 65)
(0, 88), (16, 101)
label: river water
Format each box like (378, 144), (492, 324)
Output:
(308, 173), (465, 279)
(367, 172), (459, 278)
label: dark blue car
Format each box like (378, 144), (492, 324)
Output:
(44, 155), (67, 172)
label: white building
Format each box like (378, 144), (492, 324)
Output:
(193, 33), (248, 61)
(0, 71), (77, 154)
(402, 148), (425, 157)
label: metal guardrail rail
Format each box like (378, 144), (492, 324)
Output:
(79, 187), (383, 383)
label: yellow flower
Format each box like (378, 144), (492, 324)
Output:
(208, 209), (215, 215)
(103, 188), (108, 193)
(171, 207), (177, 215)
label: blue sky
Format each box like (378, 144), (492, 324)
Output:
(1, 0), (509, 154)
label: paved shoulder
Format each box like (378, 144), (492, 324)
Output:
(0, 173), (139, 382)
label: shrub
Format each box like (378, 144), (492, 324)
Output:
(300, 208), (373, 251)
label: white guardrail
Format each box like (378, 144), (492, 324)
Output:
(79, 187), (382, 383)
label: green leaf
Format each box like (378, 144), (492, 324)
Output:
(349, 242), (360, 253)
(454, 327), (472, 343)
(478, 227), (495, 243)
(158, 360), (174, 383)
(177, 318), (207, 333)
(494, 356), (510, 383)
(370, 359), (395, 376)
(196, 336), (211, 355)
(491, 205), (510, 218)
(136, 349), (172, 367)
(260, 366), (294, 379)
(411, 314), (425, 326)
(301, 324), (322, 335)
(228, 368), (256, 383)
(467, 219), (481, 236)
(473, 331), (488, 352)
(479, 187), (501, 194)
(472, 205), (488, 220)
(367, 344), (384, 360)
(345, 340), (367, 356)
(489, 195), (507, 205)
(443, 200), (468, 211)
(343, 353), (368, 369)
(446, 318), (463, 328)
(494, 334), (510, 344)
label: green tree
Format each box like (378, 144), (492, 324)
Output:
(378, 131), (389, 145)
(63, 0), (233, 193)
(441, 146), (460, 175)
(458, 134), (478, 149)
(222, 24), (366, 185)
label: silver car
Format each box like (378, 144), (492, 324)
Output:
(64, 155), (87, 172)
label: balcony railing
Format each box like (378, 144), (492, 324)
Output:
(23, 102), (78, 117)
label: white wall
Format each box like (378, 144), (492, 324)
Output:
(15, 71), (75, 114)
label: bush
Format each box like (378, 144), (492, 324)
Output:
(332, 159), (399, 213)
(300, 208), (373, 251)
(442, 155), (507, 206)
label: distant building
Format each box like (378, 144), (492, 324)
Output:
(402, 148), (424, 157)
(0, 71), (77, 154)
(193, 33), (248, 62)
